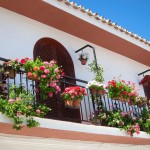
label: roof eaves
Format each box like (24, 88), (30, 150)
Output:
(56, 0), (150, 46)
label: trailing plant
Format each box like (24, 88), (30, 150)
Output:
(88, 60), (104, 83)
(0, 85), (50, 130)
(21, 57), (64, 99)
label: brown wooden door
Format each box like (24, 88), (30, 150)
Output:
(33, 38), (81, 123)
(143, 82), (150, 99)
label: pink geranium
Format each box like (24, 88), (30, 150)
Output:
(41, 75), (47, 78)
(44, 69), (50, 74)
(8, 99), (14, 103)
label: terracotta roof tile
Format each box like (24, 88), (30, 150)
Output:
(56, 0), (150, 46)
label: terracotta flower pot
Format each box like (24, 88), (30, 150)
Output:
(128, 99), (135, 106)
(27, 73), (38, 81)
(80, 59), (87, 65)
(7, 69), (16, 79)
(137, 103), (143, 108)
(73, 99), (81, 107)
(90, 88), (96, 94)
(96, 90), (103, 95)
(64, 100), (73, 107)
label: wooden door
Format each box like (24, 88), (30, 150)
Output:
(33, 38), (81, 123)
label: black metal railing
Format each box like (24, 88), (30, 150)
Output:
(0, 57), (148, 123)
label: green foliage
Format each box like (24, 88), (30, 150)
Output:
(88, 60), (104, 82)
(0, 85), (50, 130)
(90, 108), (150, 136)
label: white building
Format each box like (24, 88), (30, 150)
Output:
(0, 0), (150, 148)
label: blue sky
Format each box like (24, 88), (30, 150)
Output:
(73, 0), (150, 41)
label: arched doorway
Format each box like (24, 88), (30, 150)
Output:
(33, 38), (81, 123)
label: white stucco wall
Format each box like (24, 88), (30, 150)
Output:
(0, 8), (149, 96)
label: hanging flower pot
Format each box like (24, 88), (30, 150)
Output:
(64, 100), (73, 107)
(96, 90), (103, 95)
(90, 88), (97, 94)
(78, 52), (89, 65)
(7, 69), (16, 79)
(139, 75), (150, 86)
(80, 59), (87, 65)
(2, 59), (20, 79)
(27, 72), (38, 81)
(73, 99), (81, 107)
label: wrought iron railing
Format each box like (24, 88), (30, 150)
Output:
(0, 57), (148, 123)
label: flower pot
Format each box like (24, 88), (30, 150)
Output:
(64, 100), (73, 107)
(90, 88), (96, 94)
(96, 90), (103, 95)
(7, 69), (16, 79)
(73, 99), (81, 107)
(128, 99), (135, 106)
(119, 97), (127, 103)
(137, 103), (143, 108)
(27, 73), (38, 81)
(80, 59), (87, 65)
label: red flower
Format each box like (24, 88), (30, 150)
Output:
(123, 91), (127, 95)
(40, 66), (46, 71)
(20, 58), (26, 64)
(119, 86), (123, 89)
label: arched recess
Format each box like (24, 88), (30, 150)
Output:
(33, 38), (81, 123)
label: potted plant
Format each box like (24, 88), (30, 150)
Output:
(78, 52), (89, 65)
(139, 75), (150, 86)
(107, 79), (137, 103)
(22, 57), (64, 99)
(0, 85), (50, 130)
(61, 86), (87, 107)
(20, 57), (39, 80)
(136, 96), (147, 108)
(86, 80), (106, 95)
(2, 58), (20, 79)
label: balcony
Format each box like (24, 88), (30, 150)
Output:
(0, 57), (150, 145)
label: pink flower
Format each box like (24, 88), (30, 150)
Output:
(41, 75), (47, 78)
(40, 66), (46, 71)
(136, 131), (140, 134)
(122, 122), (124, 126)
(132, 117), (136, 121)
(8, 99), (14, 103)
(44, 69), (50, 74)
(43, 61), (49, 65)
(55, 86), (61, 92)
(36, 109), (41, 114)
(121, 112), (125, 117)
(34, 66), (39, 71)
(27, 72), (32, 77)
(15, 58), (19, 62)
(48, 92), (53, 97)
(128, 93), (133, 97)
(56, 75), (60, 79)
(17, 112), (22, 116)
(50, 82), (56, 87)
(54, 68), (59, 73)
(16, 97), (21, 101)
